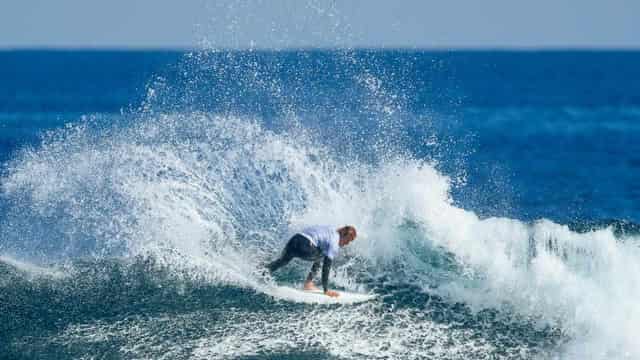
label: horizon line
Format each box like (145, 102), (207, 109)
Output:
(1, 45), (640, 52)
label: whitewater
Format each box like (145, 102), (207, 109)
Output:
(2, 49), (640, 359)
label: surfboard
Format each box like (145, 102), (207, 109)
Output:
(267, 285), (377, 304)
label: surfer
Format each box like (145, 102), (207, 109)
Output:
(267, 225), (357, 298)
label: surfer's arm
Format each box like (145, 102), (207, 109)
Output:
(322, 256), (338, 297)
(321, 256), (331, 292)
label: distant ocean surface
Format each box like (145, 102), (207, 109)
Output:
(1, 50), (639, 359)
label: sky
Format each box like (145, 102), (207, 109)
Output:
(1, 0), (638, 49)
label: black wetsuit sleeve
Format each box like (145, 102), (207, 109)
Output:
(322, 256), (332, 292)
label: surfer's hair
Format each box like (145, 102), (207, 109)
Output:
(339, 226), (357, 239)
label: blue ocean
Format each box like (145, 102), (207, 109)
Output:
(1, 50), (639, 359)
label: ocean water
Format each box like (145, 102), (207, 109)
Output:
(1, 50), (639, 359)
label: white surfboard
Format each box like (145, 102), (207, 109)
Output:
(267, 285), (377, 304)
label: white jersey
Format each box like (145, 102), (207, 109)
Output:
(299, 225), (340, 260)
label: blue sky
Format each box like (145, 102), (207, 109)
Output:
(1, 0), (638, 49)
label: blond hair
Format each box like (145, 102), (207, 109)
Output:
(338, 226), (357, 239)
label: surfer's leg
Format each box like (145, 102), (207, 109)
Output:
(305, 259), (321, 283)
(267, 242), (295, 273)
(267, 234), (309, 273)
(288, 234), (322, 261)
(267, 252), (293, 273)
(267, 234), (321, 274)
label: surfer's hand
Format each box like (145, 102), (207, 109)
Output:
(324, 290), (339, 298)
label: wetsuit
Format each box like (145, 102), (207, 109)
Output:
(267, 225), (340, 292)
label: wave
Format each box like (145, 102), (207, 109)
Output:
(1, 108), (639, 358)
(2, 48), (639, 358)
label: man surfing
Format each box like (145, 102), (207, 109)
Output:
(267, 225), (357, 298)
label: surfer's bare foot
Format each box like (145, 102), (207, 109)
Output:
(303, 280), (319, 291)
(324, 290), (339, 298)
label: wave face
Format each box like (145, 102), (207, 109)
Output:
(2, 50), (640, 359)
